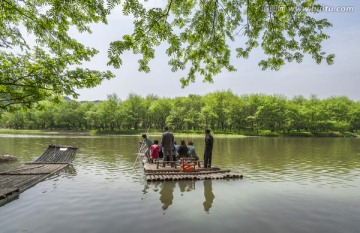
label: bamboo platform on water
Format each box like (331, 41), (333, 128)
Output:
(137, 150), (243, 182)
(0, 144), (77, 206)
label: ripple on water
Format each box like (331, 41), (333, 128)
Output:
(239, 152), (360, 188)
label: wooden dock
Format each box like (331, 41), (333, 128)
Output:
(137, 150), (243, 182)
(0, 144), (77, 206)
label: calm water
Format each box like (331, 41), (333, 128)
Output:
(0, 134), (360, 233)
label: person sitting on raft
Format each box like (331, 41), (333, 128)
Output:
(172, 141), (178, 161)
(177, 140), (188, 159)
(187, 141), (199, 161)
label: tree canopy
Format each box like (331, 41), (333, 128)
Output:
(0, 0), (114, 111)
(108, 0), (334, 86)
(1, 92), (359, 135)
(1, 0), (334, 110)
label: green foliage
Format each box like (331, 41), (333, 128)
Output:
(148, 98), (173, 129)
(107, 0), (334, 87)
(1, 0), (115, 111)
(1, 0), (335, 111)
(1, 91), (359, 137)
(167, 94), (204, 130)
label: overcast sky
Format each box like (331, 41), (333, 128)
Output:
(73, 0), (360, 102)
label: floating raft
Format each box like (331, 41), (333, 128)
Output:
(137, 150), (243, 182)
(0, 144), (77, 206)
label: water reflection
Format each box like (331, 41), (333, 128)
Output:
(62, 164), (77, 176)
(145, 180), (216, 213)
(159, 182), (176, 210)
(203, 180), (215, 213)
(179, 180), (196, 192)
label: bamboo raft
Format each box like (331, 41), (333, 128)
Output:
(137, 143), (243, 182)
(0, 144), (77, 206)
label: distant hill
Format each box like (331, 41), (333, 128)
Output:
(63, 96), (103, 103)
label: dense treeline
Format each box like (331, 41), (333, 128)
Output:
(0, 91), (359, 135)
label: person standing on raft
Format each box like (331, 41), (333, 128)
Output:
(140, 133), (152, 160)
(203, 129), (214, 168)
(161, 126), (174, 167)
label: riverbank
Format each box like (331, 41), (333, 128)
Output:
(0, 129), (246, 138)
(0, 129), (358, 138)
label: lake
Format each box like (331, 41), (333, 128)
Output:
(0, 134), (360, 233)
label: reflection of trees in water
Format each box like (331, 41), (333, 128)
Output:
(203, 180), (215, 213)
(159, 182), (176, 210)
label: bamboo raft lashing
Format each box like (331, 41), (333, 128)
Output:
(0, 144), (77, 206)
(137, 142), (243, 182)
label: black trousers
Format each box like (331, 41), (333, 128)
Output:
(203, 149), (212, 168)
